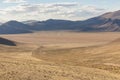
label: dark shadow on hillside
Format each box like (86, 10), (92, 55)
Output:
(0, 37), (16, 46)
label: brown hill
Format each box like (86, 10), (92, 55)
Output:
(101, 10), (120, 20)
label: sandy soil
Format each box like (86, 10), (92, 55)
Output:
(0, 31), (120, 80)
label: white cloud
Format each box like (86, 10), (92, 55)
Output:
(3, 0), (26, 3)
(0, 2), (106, 21)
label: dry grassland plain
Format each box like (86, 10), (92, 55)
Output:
(0, 31), (120, 80)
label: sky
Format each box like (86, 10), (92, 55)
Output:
(0, 0), (120, 22)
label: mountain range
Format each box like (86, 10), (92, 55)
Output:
(0, 10), (120, 34)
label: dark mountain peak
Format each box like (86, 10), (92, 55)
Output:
(0, 20), (32, 34)
(3, 20), (25, 26)
(45, 19), (72, 22)
(6, 20), (19, 23)
(46, 19), (55, 21)
(23, 20), (39, 24)
(46, 19), (62, 21)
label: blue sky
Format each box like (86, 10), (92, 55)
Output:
(0, 0), (119, 22)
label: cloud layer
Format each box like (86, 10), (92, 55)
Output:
(0, 1), (106, 21)
(3, 0), (26, 3)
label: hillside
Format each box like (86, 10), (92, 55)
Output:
(101, 10), (120, 19)
(33, 38), (120, 74)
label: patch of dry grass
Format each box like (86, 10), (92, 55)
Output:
(0, 54), (120, 80)
(33, 37), (120, 74)
(0, 32), (120, 80)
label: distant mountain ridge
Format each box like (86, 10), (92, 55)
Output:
(0, 21), (32, 34)
(0, 10), (120, 34)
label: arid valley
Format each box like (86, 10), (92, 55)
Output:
(0, 0), (120, 80)
(0, 31), (119, 80)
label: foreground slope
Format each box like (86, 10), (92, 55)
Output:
(0, 45), (119, 80)
(33, 38), (120, 73)
(0, 58), (120, 80)
(0, 37), (120, 80)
